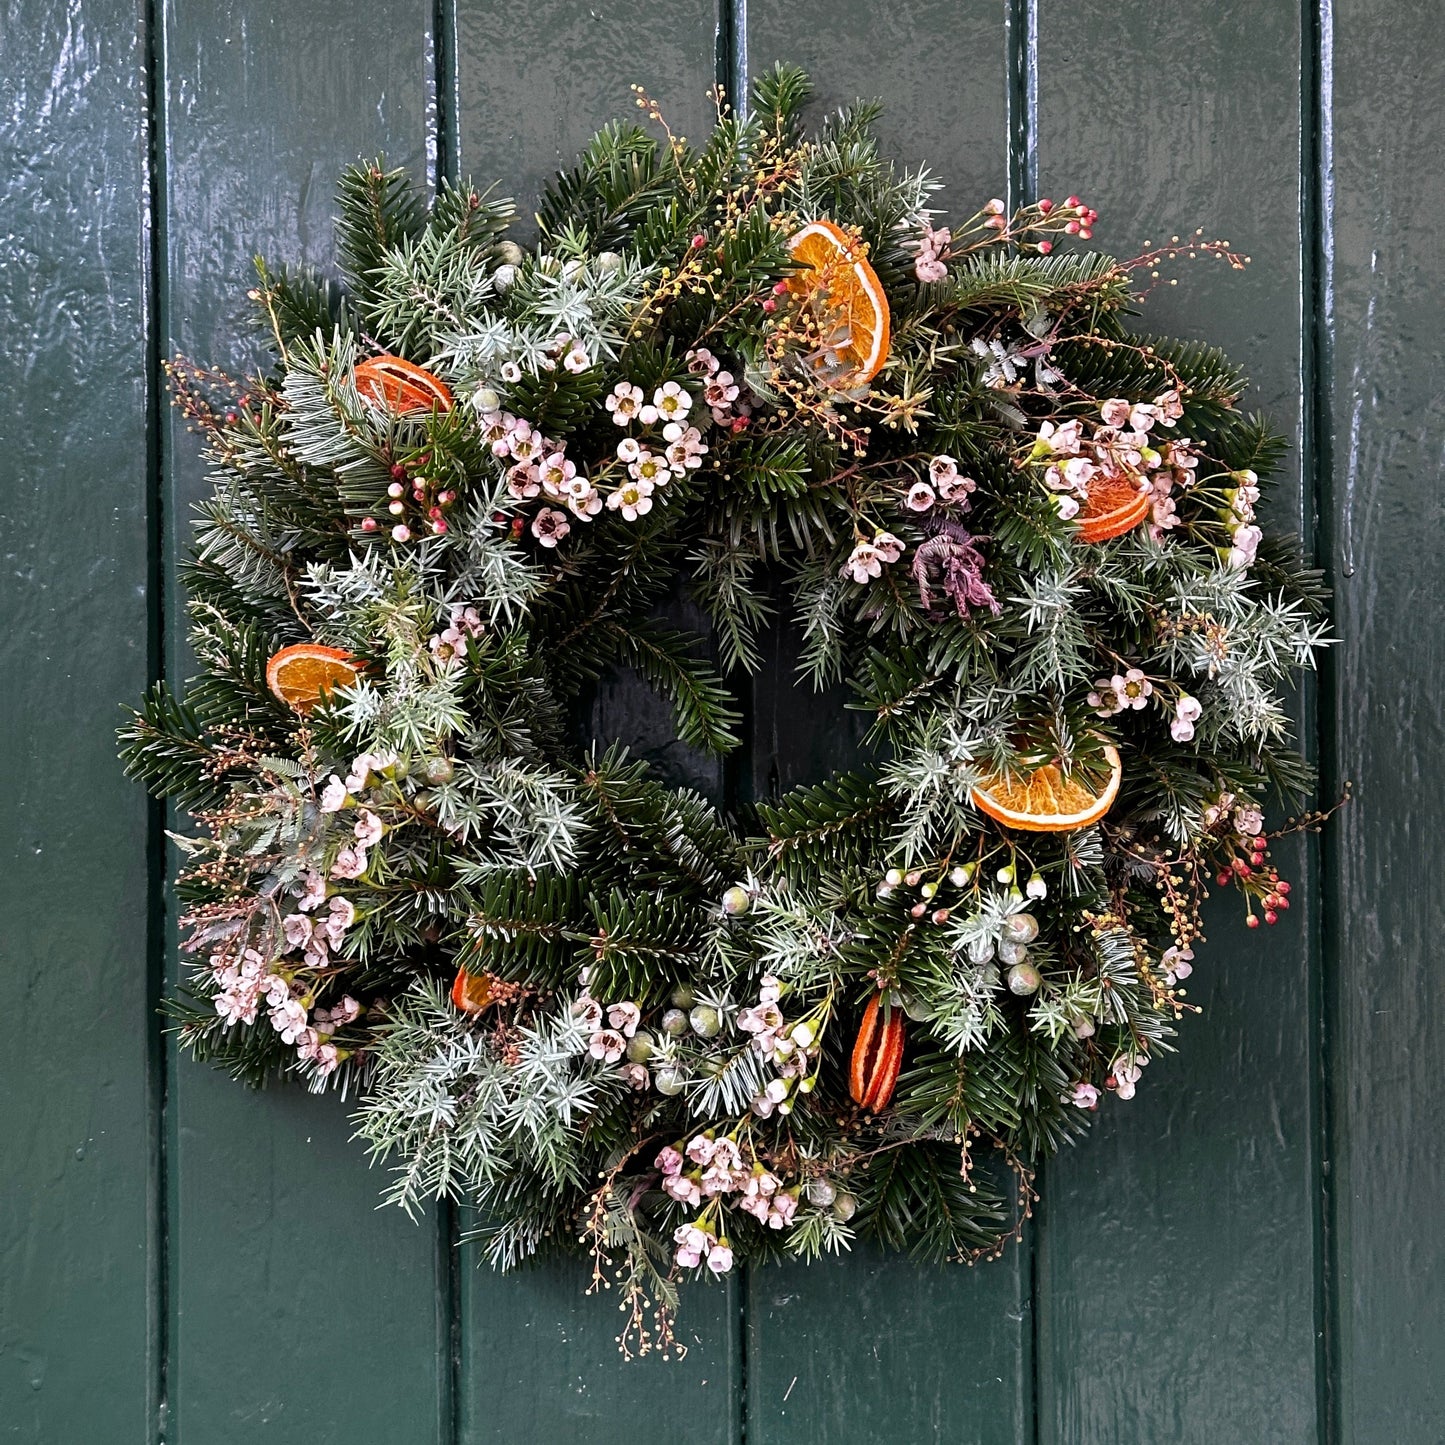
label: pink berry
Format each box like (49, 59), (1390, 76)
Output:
(1217, 871), (1232, 887)
(361, 517), (378, 532)
(1246, 914), (1261, 929)
(1277, 880), (1291, 895)
(1066, 194), (1081, 207)
(1080, 227), (1093, 240)
(772, 280), (789, 295)
(1038, 240), (1053, 254)
(1038, 198), (1053, 214)
(691, 233), (706, 248)
(1265, 910), (1279, 925)
(390, 463), (407, 481)
(392, 524), (411, 542)
(762, 297), (777, 312)
(1066, 221), (1081, 234)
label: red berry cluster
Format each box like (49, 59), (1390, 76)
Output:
(361, 453), (456, 542)
(1217, 838), (1293, 928)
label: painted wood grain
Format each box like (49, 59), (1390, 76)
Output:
(1031, 3), (1326, 1441)
(154, 4), (451, 1439)
(0, 0), (156, 1438)
(1323, 1), (1445, 1437)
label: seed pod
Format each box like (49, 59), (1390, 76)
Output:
(849, 993), (905, 1112)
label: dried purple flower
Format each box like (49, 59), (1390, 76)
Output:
(911, 519), (1001, 618)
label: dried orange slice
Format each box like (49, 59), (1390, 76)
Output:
(1075, 475), (1151, 544)
(786, 219), (891, 385)
(849, 993), (905, 1112)
(973, 745), (1122, 833)
(451, 967), (498, 1015)
(265, 643), (361, 713)
(352, 354), (454, 415)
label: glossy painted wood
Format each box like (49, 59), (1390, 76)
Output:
(155, 3), (450, 1440)
(1324, 1), (1445, 1437)
(6, 0), (1445, 1439)
(0, 0), (156, 1438)
(740, 15), (1034, 1442)
(1031, 4), (1328, 1441)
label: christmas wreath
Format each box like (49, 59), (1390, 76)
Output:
(122, 66), (1334, 1356)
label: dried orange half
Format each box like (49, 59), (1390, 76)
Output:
(265, 643), (361, 713)
(972, 744), (1122, 833)
(352, 354), (454, 415)
(786, 218), (891, 385)
(451, 967), (498, 1015)
(1075, 475), (1151, 544)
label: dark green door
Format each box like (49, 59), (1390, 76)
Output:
(3, 0), (1440, 1440)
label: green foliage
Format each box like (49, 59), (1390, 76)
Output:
(122, 67), (1333, 1351)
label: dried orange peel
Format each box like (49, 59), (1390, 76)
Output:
(352, 354), (454, 414)
(785, 218), (891, 386)
(972, 744), (1122, 833)
(1075, 475), (1151, 544)
(265, 643), (362, 713)
(451, 967), (499, 1015)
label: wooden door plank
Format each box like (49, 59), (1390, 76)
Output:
(1323, 2), (1445, 1437)
(156, 6), (451, 1440)
(740, 14), (1034, 1444)
(451, 13), (744, 1439)
(1030, 5), (1325, 1441)
(0, 1), (156, 1438)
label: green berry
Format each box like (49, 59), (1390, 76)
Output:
(831, 1191), (858, 1223)
(1007, 962), (1042, 995)
(806, 1178), (837, 1207)
(721, 885), (751, 916)
(1005, 912), (1039, 944)
(689, 1004), (722, 1038)
(661, 1008), (689, 1037)
(625, 1032), (655, 1063)
(421, 755), (454, 785)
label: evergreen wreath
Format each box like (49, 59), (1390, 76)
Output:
(121, 66), (1335, 1356)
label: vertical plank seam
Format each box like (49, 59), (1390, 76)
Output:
(1009, 3), (1041, 1439)
(1005, 0), (1038, 211)
(432, 9), (463, 1440)
(722, 0), (747, 112)
(1300, 0), (1341, 1441)
(141, 0), (173, 1436)
(433, 0), (460, 187)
